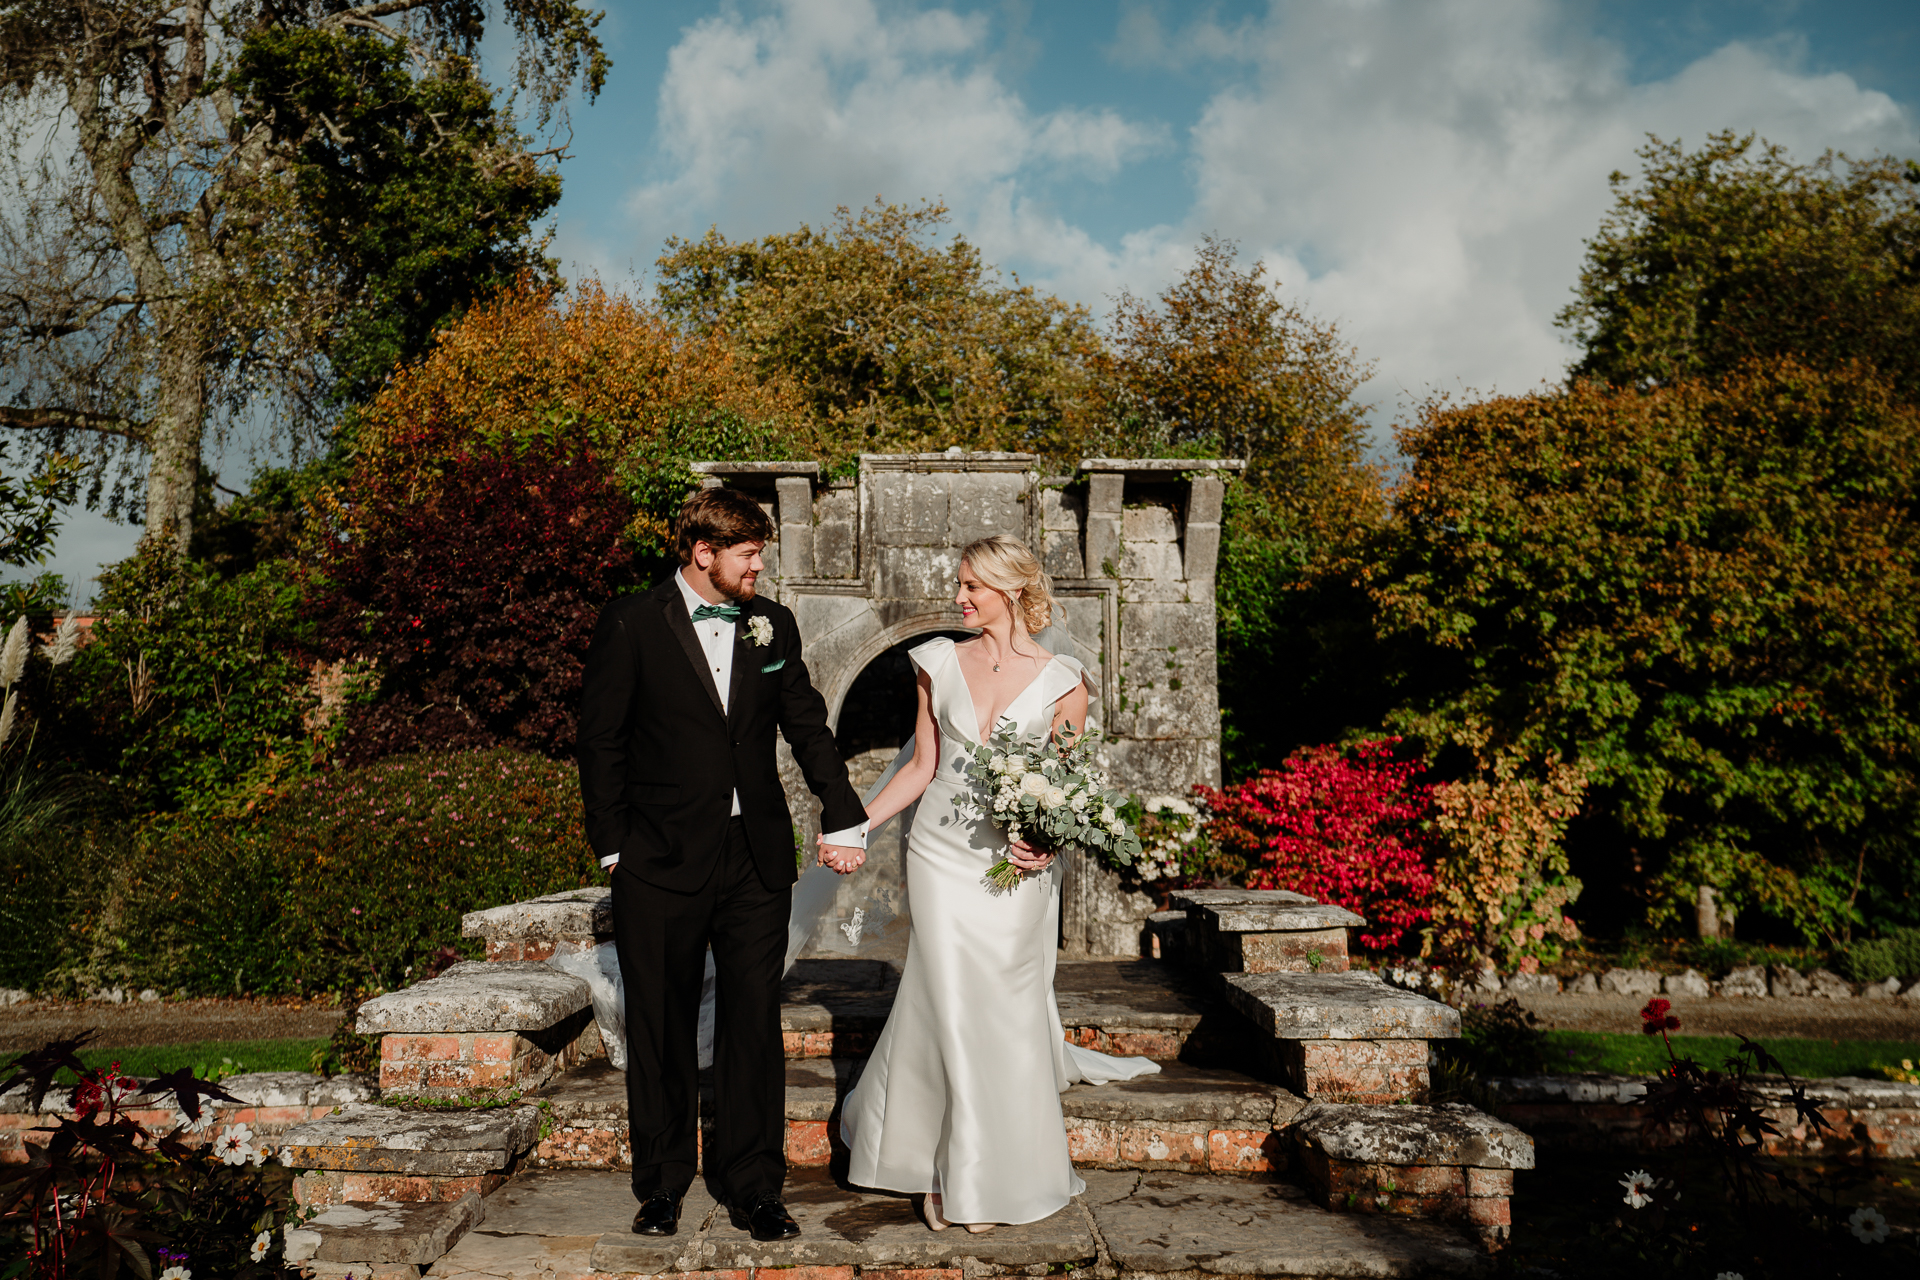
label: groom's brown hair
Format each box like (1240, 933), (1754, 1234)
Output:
(675, 486), (775, 564)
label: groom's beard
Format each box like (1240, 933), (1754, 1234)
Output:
(707, 562), (757, 602)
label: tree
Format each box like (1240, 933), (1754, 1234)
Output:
(1100, 237), (1380, 538)
(343, 278), (809, 564)
(656, 200), (1104, 466)
(1100, 238), (1385, 774)
(1370, 360), (1920, 943)
(0, 0), (607, 550)
(1560, 131), (1920, 402)
(310, 443), (641, 764)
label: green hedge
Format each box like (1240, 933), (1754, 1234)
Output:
(19, 749), (599, 996)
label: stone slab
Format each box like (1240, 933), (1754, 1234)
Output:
(226, 1072), (377, 1109)
(1175, 888), (1319, 910)
(482, 1167), (717, 1240)
(1224, 972), (1461, 1041)
(357, 963), (590, 1035)
(702, 1169), (1095, 1269)
(286, 1193), (485, 1265)
(1197, 903), (1367, 934)
(1054, 959), (1209, 1034)
(459, 890), (611, 942)
(1490, 1071), (1920, 1112)
(526, 1058), (627, 1127)
(786, 1057), (842, 1121)
(282, 1104), (541, 1174)
(1291, 1103), (1535, 1171)
(779, 958), (902, 1034)
(1061, 1062), (1298, 1125)
(1091, 1172), (1487, 1275)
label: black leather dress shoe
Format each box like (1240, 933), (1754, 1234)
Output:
(729, 1195), (801, 1241)
(631, 1191), (681, 1236)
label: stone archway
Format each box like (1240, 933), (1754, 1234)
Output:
(695, 450), (1241, 957)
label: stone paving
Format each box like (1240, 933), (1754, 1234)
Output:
(421, 1168), (1488, 1280)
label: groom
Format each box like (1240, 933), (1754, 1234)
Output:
(577, 486), (869, 1241)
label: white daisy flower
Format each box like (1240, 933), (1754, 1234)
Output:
(1619, 1169), (1656, 1209)
(160, 1268), (191, 1280)
(251, 1233), (272, 1263)
(215, 1123), (257, 1167)
(1849, 1205), (1889, 1244)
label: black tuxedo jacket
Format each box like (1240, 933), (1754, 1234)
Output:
(576, 577), (866, 893)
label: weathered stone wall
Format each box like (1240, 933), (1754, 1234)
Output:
(691, 453), (1240, 959)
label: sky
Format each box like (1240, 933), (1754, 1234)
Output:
(39, 0), (1920, 601)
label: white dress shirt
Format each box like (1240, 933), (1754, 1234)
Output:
(600, 570), (866, 869)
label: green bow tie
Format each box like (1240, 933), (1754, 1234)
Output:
(691, 602), (742, 623)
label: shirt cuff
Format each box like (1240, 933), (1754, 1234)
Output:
(600, 854), (620, 869)
(820, 821), (868, 850)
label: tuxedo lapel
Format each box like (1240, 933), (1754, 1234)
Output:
(654, 579), (727, 719)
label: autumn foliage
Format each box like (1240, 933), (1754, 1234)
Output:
(310, 444), (640, 762)
(1424, 743), (1589, 972)
(1200, 739), (1436, 949)
(344, 277), (811, 550)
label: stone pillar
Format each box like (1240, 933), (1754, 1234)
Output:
(1185, 474), (1225, 590)
(1084, 472), (1124, 579)
(776, 475), (814, 579)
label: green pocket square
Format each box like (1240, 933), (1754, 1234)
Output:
(761, 658), (786, 673)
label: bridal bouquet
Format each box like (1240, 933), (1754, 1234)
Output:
(960, 720), (1143, 892)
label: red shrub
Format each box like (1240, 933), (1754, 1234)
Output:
(310, 444), (642, 763)
(1199, 739), (1437, 949)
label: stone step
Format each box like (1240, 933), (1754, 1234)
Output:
(425, 1167), (1490, 1279)
(778, 958), (1214, 1061)
(527, 1059), (1306, 1177)
(284, 1103), (544, 1208)
(285, 1192), (486, 1279)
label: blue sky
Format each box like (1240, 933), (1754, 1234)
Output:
(42, 0), (1920, 598)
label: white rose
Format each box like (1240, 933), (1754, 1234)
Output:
(1070, 792), (1088, 811)
(1042, 787), (1068, 809)
(1020, 772), (1049, 797)
(1101, 806), (1117, 824)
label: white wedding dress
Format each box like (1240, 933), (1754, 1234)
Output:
(838, 636), (1158, 1226)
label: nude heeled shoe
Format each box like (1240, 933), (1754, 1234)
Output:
(923, 1194), (952, 1231)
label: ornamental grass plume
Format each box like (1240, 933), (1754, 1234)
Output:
(47, 611), (82, 666)
(0, 614), (29, 687)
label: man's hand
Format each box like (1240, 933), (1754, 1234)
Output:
(1005, 838), (1055, 873)
(818, 840), (866, 875)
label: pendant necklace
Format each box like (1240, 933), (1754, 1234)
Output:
(993, 663), (1001, 672)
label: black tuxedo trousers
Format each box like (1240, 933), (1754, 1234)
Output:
(612, 818), (787, 1204)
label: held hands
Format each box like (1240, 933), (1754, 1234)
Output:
(818, 838), (866, 875)
(1004, 838), (1055, 873)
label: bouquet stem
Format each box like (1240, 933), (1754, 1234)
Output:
(983, 856), (1025, 892)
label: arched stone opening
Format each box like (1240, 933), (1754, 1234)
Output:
(716, 450), (1241, 960)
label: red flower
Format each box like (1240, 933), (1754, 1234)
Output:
(1639, 997), (1680, 1035)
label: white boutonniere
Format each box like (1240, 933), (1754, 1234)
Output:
(746, 616), (774, 648)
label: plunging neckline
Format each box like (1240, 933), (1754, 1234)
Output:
(951, 646), (1060, 745)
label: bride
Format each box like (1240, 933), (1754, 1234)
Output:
(817, 535), (1156, 1233)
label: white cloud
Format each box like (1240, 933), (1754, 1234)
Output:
(1171, 3), (1916, 418)
(617, 0), (1165, 287)
(605, 0), (1918, 432)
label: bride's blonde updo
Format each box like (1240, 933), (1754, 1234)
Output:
(960, 535), (1054, 635)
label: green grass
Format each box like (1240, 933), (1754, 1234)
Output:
(1539, 1030), (1920, 1079)
(51, 1037), (331, 1081)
